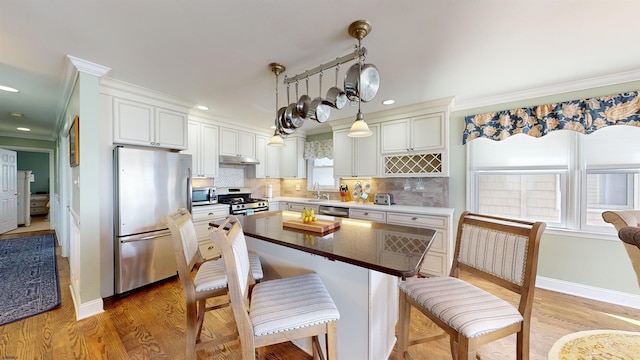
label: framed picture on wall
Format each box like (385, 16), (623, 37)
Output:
(69, 115), (79, 167)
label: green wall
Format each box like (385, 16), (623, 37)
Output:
(17, 151), (49, 193)
(449, 80), (640, 296)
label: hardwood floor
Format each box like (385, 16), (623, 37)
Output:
(1, 229), (639, 359)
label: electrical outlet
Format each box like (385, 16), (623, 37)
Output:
(295, 184), (301, 191)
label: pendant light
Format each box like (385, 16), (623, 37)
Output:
(268, 63), (286, 147)
(347, 21), (373, 138)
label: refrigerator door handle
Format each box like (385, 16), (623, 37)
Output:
(119, 231), (171, 243)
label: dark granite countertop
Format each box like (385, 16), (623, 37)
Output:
(212, 211), (436, 279)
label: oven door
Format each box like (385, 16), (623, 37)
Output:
(233, 207), (269, 216)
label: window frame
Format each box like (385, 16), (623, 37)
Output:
(466, 126), (640, 235)
(306, 157), (339, 191)
(470, 168), (568, 228)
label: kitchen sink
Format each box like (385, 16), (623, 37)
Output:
(305, 199), (325, 202)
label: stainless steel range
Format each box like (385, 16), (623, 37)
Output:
(217, 187), (269, 215)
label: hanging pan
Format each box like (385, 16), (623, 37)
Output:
(344, 62), (380, 102)
(323, 66), (347, 109)
(309, 71), (331, 123)
(296, 81), (311, 118)
(283, 83), (304, 129)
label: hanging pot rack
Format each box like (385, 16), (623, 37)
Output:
(283, 47), (367, 85)
(268, 20), (377, 146)
(283, 20), (371, 84)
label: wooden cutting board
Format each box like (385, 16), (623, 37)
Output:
(283, 218), (341, 233)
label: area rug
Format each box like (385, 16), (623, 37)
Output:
(0, 233), (61, 326)
(548, 329), (640, 359)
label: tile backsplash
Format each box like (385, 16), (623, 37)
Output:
(216, 167), (245, 187)
(278, 177), (449, 208)
(209, 167), (449, 208)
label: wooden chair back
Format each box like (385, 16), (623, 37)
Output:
(210, 215), (256, 345)
(452, 211), (546, 301)
(162, 208), (201, 297)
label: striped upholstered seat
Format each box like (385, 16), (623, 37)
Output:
(399, 276), (523, 339)
(397, 211), (545, 360)
(211, 215), (339, 359)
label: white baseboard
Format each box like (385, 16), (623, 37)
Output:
(536, 276), (640, 310)
(69, 284), (104, 320)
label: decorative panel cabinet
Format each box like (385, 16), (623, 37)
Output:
(219, 127), (255, 158)
(385, 212), (451, 277)
(280, 137), (306, 178)
(380, 112), (449, 177)
(185, 120), (219, 178)
(333, 124), (379, 178)
(113, 97), (188, 150)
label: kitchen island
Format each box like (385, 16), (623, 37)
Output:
(213, 210), (436, 359)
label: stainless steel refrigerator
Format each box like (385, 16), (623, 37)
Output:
(114, 147), (192, 294)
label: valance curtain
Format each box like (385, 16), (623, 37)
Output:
(463, 91), (640, 144)
(303, 139), (333, 160)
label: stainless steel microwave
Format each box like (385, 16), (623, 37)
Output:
(192, 186), (217, 205)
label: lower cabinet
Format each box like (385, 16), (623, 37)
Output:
(277, 200), (453, 277)
(283, 202), (318, 213)
(191, 204), (229, 259)
(385, 212), (451, 277)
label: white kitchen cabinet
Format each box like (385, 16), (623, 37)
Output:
(333, 124), (379, 178)
(333, 125), (380, 177)
(192, 204), (229, 259)
(380, 112), (449, 177)
(268, 200), (279, 211)
(219, 127), (255, 158)
(185, 120), (219, 178)
(349, 208), (386, 223)
(283, 202), (319, 213)
(385, 211), (452, 277)
(253, 135), (281, 178)
(113, 97), (188, 150)
(381, 112), (446, 153)
(280, 137), (306, 178)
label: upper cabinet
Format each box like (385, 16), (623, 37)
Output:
(252, 135), (281, 178)
(333, 124), (379, 178)
(281, 137), (306, 178)
(185, 120), (219, 178)
(219, 127), (255, 157)
(380, 111), (449, 177)
(113, 97), (188, 150)
(381, 112), (446, 154)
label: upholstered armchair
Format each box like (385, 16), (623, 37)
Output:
(602, 211), (640, 288)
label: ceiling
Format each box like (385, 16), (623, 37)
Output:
(2, 0), (640, 140)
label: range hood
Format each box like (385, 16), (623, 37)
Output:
(219, 155), (260, 165)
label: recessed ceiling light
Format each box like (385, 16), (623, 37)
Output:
(196, 105), (209, 111)
(382, 99), (395, 105)
(0, 85), (19, 93)
(17, 127), (30, 132)
(10, 112), (23, 117)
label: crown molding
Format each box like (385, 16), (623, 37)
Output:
(55, 56), (112, 136)
(453, 69), (640, 112)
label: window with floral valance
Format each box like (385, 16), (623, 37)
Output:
(304, 139), (333, 160)
(463, 91), (640, 144)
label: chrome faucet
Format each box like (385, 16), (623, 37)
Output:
(323, 193), (330, 201)
(313, 182), (320, 199)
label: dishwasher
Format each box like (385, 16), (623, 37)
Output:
(318, 205), (350, 218)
